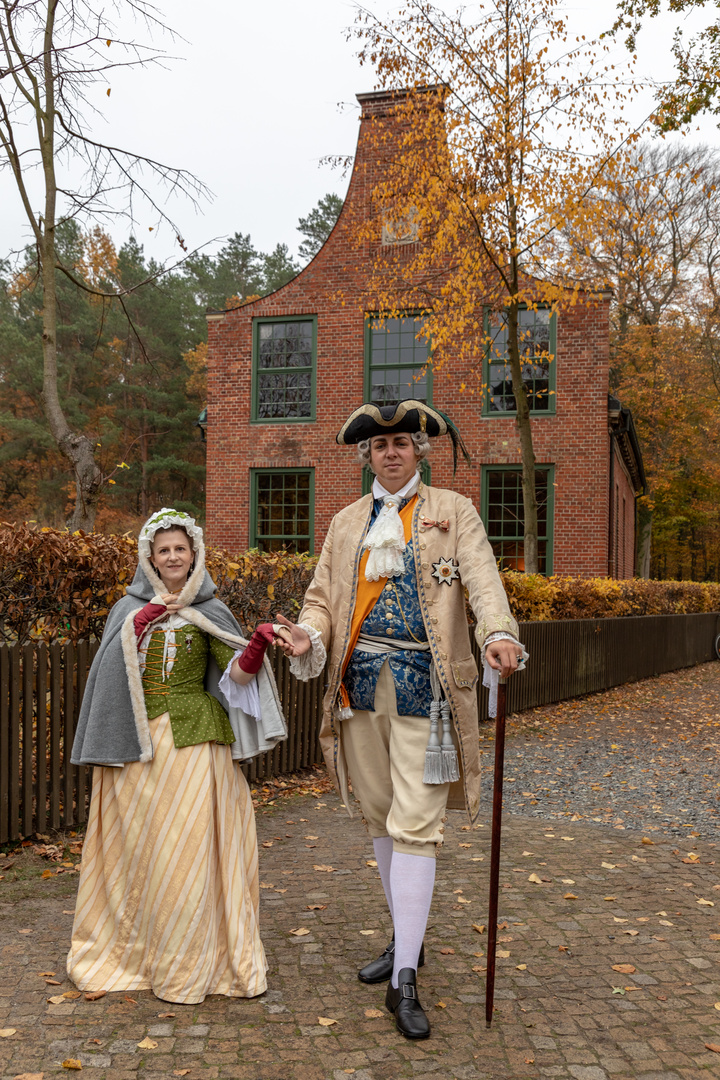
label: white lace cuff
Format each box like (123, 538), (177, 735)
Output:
(481, 636), (529, 719)
(288, 623), (327, 681)
(218, 650), (262, 720)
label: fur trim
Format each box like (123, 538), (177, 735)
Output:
(120, 609), (154, 762)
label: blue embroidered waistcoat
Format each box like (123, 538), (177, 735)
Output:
(344, 497), (432, 717)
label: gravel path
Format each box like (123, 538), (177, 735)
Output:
(481, 660), (720, 842)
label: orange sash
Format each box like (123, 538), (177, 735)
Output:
(338, 495), (417, 710)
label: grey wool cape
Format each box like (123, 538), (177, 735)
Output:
(71, 547), (287, 766)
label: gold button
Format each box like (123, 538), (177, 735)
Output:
(420, 543), (426, 550)
(387, 628), (394, 636)
(432, 618), (438, 624)
(436, 635), (442, 642)
(438, 826), (445, 834)
(442, 652), (447, 659)
(422, 562), (428, 568)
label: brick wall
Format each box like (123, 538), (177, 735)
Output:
(206, 90), (615, 577)
(611, 446), (637, 579)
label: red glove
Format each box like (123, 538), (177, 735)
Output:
(133, 602), (167, 641)
(237, 623), (276, 674)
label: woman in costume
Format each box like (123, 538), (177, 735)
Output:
(67, 508), (287, 1004)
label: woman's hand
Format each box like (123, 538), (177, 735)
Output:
(273, 613), (311, 657)
(485, 639), (523, 680)
(161, 592), (183, 615)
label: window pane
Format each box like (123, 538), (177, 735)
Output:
(253, 471), (312, 553)
(255, 319), (314, 420)
(368, 315), (429, 405)
(487, 309), (553, 414)
(485, 468), (550, 574)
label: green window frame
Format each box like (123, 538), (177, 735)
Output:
(482, 306), (556, 416)
(481, 464), (554, 574)
(252, 315), (317, 423)
(364, 314), (433, 406)
(250, 468), (314, 553)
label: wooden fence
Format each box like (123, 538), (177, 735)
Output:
(1, 612), (718, 843)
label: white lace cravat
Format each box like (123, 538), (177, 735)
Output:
(363, 472), (421, 582)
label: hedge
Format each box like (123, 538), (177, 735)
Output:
(0, 522), (718, 646)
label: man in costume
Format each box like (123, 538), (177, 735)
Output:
(279, 401), (526, 1039)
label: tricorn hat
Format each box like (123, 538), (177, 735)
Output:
(336, 400), (449, 444)
(336, 400), (472, 472)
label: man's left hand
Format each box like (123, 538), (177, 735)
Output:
(486, 640), (523, 680)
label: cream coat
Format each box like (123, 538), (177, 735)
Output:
(298, 482), (519, 822)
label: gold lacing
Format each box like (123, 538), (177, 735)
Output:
(141, 636), (170, 695)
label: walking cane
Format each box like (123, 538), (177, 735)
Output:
(485, 675), (507, 1028)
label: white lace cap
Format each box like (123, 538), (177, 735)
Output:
(138, 508), (203, 558)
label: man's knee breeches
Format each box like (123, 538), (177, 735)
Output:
(341, 661), (451, 858)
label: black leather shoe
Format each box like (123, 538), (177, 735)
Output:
(385, 967), (430, 1039)
(357, 937), (425, 984)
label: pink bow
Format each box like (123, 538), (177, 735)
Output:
(421, 517), (450, 531)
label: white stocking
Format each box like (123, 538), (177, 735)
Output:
(390, 851), (436, 987)
(373, 836), (395, 923)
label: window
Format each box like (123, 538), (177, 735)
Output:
(481, 465), (554, 574)
(252, 316), (316, 422)
(250, 469), (314, 553)
(365, 315), (432, 406)
(484, 307), (556, 415)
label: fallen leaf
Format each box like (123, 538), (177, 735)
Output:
(558, 945), (569, 952)
(37, 971), (55, 977)
(44, 979), (61, 986)
(61, 1063), (82, 1071)
(641, 837), (654, 845)
(318, 1016), (337, 1026)
(84, 990), (106, 1001)
(304, 835), (319, 840)
(496, 949), (510, 958)
(516, 963), (527, 970)
(612, 964), (636, 974)
(472, 964), (486, 971)
(562, 878), (575, 884)
(613, 917), (628, 923)
(528, 873), (543, 884)
(623, 930), (639, 936)
(564, 893), (578, 900)
(137, 1036), (158, 1049)
(603, 896), (617, 901)
(612, 987), (625, 995)
(435, 1001), (447, 1009)
(602, 862), (616, 869)
(313, 865), (334, 872)
(63, 991), (81, 1000)
(158, 1012), (176, 1018)
(472, 924), (485, 934)
(124, 996), (138, 1004)
(522, 850), (535, 856)
(624, 986), (642, 992)
(307, 904), (327, 911)
(364, 1008), (383, 1018)
(359, 930), (375, 935)
(0, 1028), (16, 1037)
(714, 1003), (720, 1011)
(525, 1058), (535, 1064)
(697, 898), (715, 906)
(259, 882), (275, 889)
(18, 929), (32, 934)
(47, 995), (68, 1004)
(12, 1073), (44, 1079)
(561, 837), (575, 842)
(62, 910), (74, 915)
(439, 947), (455, 954)
(457, 896), (471, 904)
(710, 934), (720, 940)
(458, 842), (471, 848)
(41, 869), (54, 879)
(173, 1072), (191, 1077)
(705, 1043), (720, 1054)
(366, 860), (377, 867)
(659, 919), (674, 926)
(290, 927), (310, 936)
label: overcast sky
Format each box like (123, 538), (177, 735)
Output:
(0, 0), (715, 268)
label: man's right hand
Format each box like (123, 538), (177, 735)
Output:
(274, 613), (312, 657)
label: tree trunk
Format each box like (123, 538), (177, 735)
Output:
(636, 505), (652, 578)
(37, 0), (102, 532)
(505, 301), (539, 574)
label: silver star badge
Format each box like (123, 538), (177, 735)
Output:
(431, 557), (460, 585)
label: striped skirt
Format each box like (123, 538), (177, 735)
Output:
(67, 712), (267, 1003)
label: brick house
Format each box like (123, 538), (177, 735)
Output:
(205, 90), (645, 578)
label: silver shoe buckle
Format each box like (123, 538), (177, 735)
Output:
(400, 983), (418, 1000)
